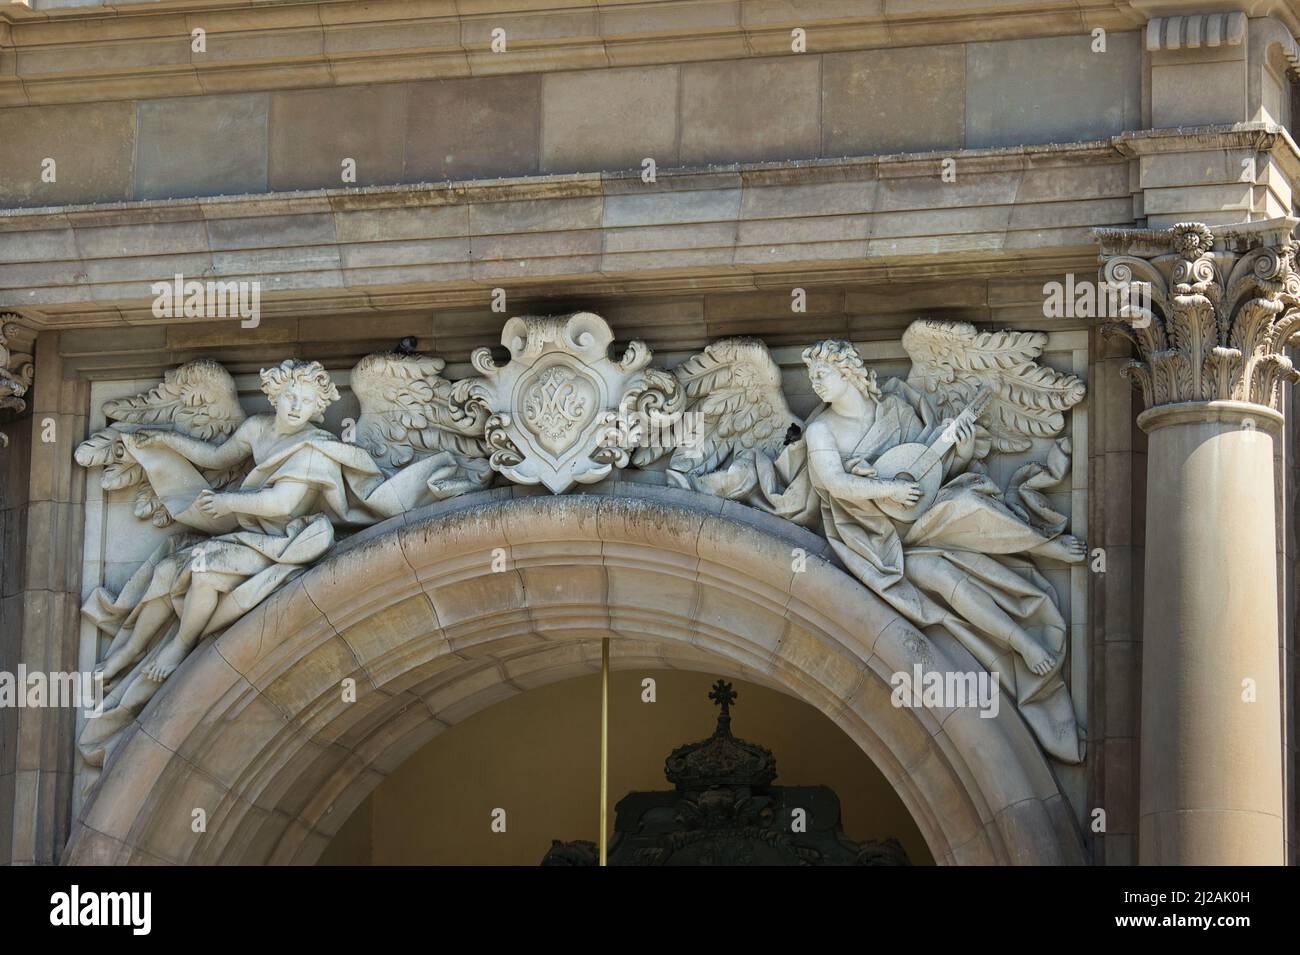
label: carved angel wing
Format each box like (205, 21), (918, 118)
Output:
(647, 338), (800, 475)
(901, 320), (1084, 453)
(351, 352), (487, 472)
(73, 359), (248, 525)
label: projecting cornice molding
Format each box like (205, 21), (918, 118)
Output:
(0, 143), (1141, 329)
(1145, 11), (1248, 49)
(0, 0), (1154, 107)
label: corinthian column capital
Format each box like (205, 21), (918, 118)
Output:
(1094, 217), (1300, 412)
(0, 315), (34, 448)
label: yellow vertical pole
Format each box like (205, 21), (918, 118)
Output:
(599, 636), (609, 866)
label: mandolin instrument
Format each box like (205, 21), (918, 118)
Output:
(870, 386), (993, 522)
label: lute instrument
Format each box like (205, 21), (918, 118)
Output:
(869, 386), (993, 522)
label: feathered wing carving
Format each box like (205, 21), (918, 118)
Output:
(901, 320), (1085, 453)
(641, 337), (801, 473)
(351, 352), (488, 472)
(74, 360), (248, 526)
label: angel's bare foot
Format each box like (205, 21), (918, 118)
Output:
(143, 644), (186, 682)
(143, 661), (177, 682)
(1032, 534), (1087, 564)
(1019, 641), (1058, 676)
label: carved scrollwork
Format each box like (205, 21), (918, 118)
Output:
(0, 318), (35, 448)
(74, 313), (1090, 789)
(450, 311), (681, 493)
(1095, 219), (1300, 409)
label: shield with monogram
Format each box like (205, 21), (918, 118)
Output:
(451, 312), (684, 493)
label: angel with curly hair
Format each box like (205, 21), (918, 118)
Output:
(78, 358), (485, 773)
(800, 337), (1086, 762)
(657, 324), (1088, 763)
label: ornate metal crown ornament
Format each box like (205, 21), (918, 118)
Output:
(664, 680), (778, 791)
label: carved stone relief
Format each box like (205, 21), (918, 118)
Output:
(74, 313), (1087, 787)
(0, 317), (34, 448)
(1096, 219), (1300, 409)
(449, 312), (682, 493)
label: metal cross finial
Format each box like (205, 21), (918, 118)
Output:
(709, 679), (737, 717)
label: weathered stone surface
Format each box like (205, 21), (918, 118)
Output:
(268, 86), (408, 190)
(405, 76), (541, 182)
(966, 32), (1141, 148)
(1151, 55), (1246, 128)
(0, 102), (136, 207)
(0, 1), (1269, 872)
(541, 66), (678, 173)
(822, 46), (966, 156)
(680, 57), (820, 164)
(135, 94), (270, 200)
(61, 489), (1084, 866)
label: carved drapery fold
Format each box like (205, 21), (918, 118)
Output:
(1095, 218), (1300, 410)
(74, 314), (1088, 782)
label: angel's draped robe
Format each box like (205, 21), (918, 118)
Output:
(81, 419), (488, 765)
(696, 380), (1084, 764)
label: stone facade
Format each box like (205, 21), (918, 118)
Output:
(0, 0), (1297, 867)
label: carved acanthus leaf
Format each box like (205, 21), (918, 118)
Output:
(0, 318), (35, 448)
(1095, 219), (1300, 409)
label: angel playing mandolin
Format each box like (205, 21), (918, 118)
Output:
(656, 323), (1088, 763)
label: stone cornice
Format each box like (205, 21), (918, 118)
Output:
(0, 141), (1138, 329)
(1127, 1), (1300, 39)
(1144, 10), (1248, 50)
(1114, 121), (1300, 183)
(0, 0), (1155, 107)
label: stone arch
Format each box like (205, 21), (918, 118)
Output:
(63, 486), (1086, 866)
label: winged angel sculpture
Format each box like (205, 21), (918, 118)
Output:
(74, 354), (489, 774)
(650, 323), (1087, 763)
(74, 316), (1086, 778)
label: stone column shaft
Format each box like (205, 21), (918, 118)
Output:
(1097, 218), (1295, 865)
(1138, 401), (1284, 863)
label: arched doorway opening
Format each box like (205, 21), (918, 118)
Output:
(318, 668), (935, 865)
(63, 486), (1085, 865)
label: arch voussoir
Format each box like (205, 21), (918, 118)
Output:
(64, 486), (1084, 866)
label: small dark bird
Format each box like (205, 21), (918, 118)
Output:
(395, 336), (419, 355)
